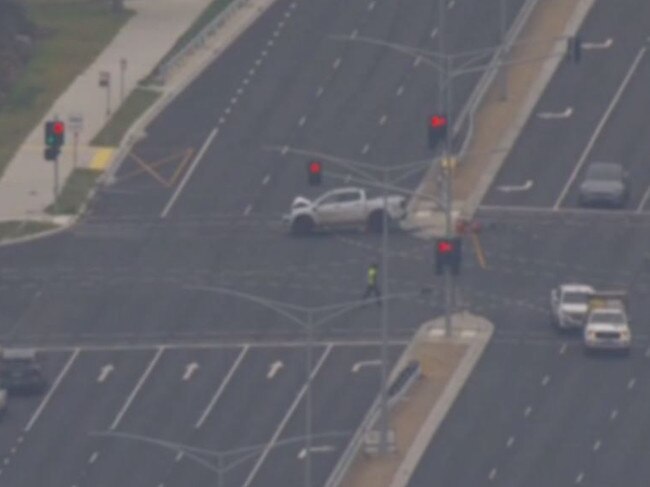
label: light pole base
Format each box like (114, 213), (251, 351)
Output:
(363, 428), (396, 455)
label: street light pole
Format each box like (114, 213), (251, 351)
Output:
(305, 311), (314, 487)
(378, 169), (391, 453)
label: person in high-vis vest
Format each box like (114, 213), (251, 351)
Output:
(362, 262), (381, 304)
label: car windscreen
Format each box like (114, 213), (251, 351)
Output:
(591, 311), (626, 324)
(587, 164), (621, 181)
(563, 292), (588, 305)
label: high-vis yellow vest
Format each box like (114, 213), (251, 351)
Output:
(367, 267), (378, 285)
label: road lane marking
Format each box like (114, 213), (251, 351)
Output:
(524, 405), (533, 417)
(244, 204), (253, 216)
(97, 363), (115, 383)
(637, 186), (650, 213)
(537, 107), (573, 119)
(593, 439), (602, 451)
(267, 360), (284, 379)
(430, 28), (438, 38)
(25, 348), (80, 432)
(351, 359), (381, 373)
(183, 362), (200, 381)
(627, 378), (636, 390)
(361, 143), (370, 154)
(396, 85), (404, 96)
(89, 451), (99, 464)
(161, 128), (218, 218)
(351, 29), (358, 39)
(195, 345), (249, 429)
(242, 344), (333, 487)
(379, 114), (387, 125)
(413, 56), (421, 67)
(267, 39), (274, 47)
(110, 347), (164, 430)
(297, 445), (335, 459)
(610, 409), (618, 420)
(541, 374), (550, 386)
(298, 116), (307, 127)
(583, 38), (613, 50)
(262, 174), (271, 185)
(559, 343), (568, 354)
(554, 47), (647, 210)
(576, 472), (585, 484)
(316, 86), (324, 98)
(506, 436), (515, 448)
(333, 58), (341, 70)
(488, 468), (497, 481)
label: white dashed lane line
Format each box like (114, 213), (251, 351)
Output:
(298, 115), (307, 127)
(379, 114), (387, 125)
(396, 85), (404, 96)
(25, 348), (81, 432)
(333, 58), (342, 70)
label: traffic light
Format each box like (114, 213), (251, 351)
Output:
(435, 237), (462, 275)
(428, 114), (448, 150)
(567, 35), (582, 63)
(44, 120), (65, 161)
(307, 160), (322, 186)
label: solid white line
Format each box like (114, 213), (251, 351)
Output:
(242, 344), (333, 487)
(160, 128), (218, 218)
(110, 347), (164, 430)
(479, 204), (650, 216)
(638, 186), (650, 213)
(195, 345), (249, 429)
(25, 348), (80, 432)
(553, 47), (647, 210)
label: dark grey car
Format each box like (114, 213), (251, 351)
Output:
(578, 162), (628, 207)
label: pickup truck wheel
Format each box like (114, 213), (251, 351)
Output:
(291, 216), (314, 236)
(367, 211), (385, 233)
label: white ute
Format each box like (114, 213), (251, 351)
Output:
(584, 291), (631, 352)
(550, 284), (594, 330)
(284, 187), (407, 235)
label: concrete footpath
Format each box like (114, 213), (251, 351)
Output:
(339, 314), (493, 487)
(0, 0), (282, 223)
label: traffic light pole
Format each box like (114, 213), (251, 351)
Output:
(53, 155), (60, 213)
(439, 0), (454, 338)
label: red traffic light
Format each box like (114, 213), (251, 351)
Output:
(309, 161), (322, 174)
(437, 240), (454, 253)
(53, 121), (65, 135)
(430, 115), (447, 128)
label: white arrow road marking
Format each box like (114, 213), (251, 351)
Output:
(496, 180), (534, 193)
(267, 360), (284, 379)
(537, 107), (573, 119)
(97, 364), (115, 383)
(583, 37), (613, 50)
(183, 362), (200, 381)
(351, 359), (381, 373)
(297, 445), (336, 459)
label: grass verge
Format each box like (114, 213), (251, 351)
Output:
(145, 0), (238, 84)
(0, 0), (132, 176)
(46, 167), (101, 215)
(91, 87), (160, 147)
(0, 221), (59, 242)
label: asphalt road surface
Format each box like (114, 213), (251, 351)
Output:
(0, 0), (528, 485)
(409, 1), (650, 486)
(0, 342), (402, 487)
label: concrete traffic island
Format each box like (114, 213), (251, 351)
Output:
(338, 313), (493, 487)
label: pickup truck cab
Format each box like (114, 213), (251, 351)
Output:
(583, 292), (631, 352)
(284, 187), (407, 235)
(550, 284), (594, 330)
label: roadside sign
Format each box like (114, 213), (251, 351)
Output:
(68, 113), (84, 133)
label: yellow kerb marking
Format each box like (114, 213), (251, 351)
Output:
(89, 148), (114, 171)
